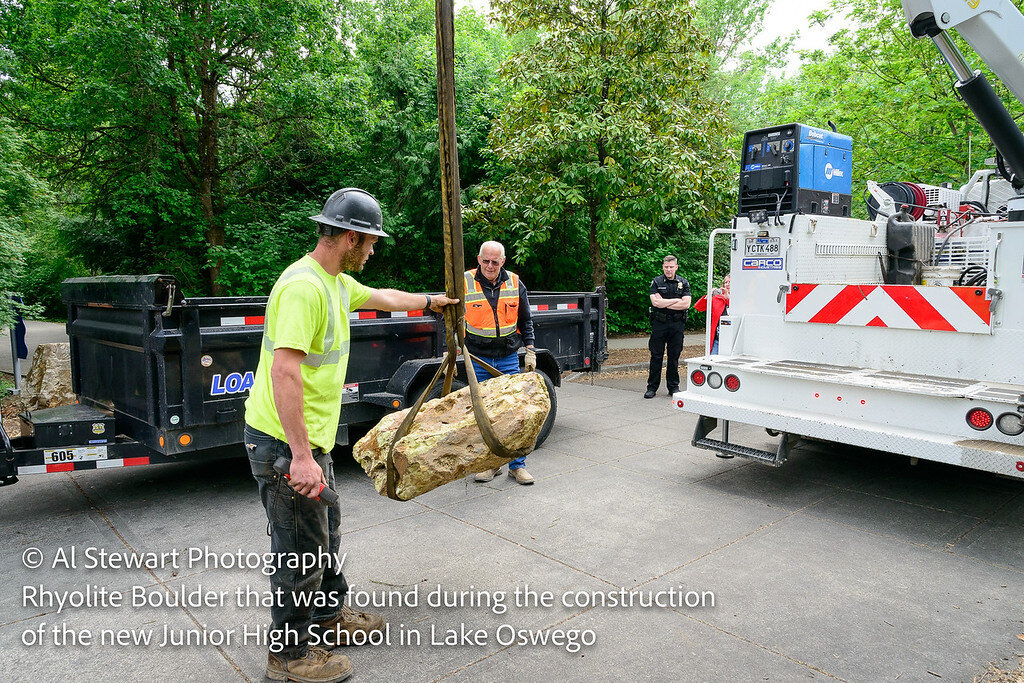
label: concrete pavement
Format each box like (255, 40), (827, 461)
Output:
(1, 371), (1021, 682)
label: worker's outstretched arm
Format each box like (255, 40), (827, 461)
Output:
(364, 289), (458, 313)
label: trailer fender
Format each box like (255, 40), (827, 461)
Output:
(385, 358), (467, 406)
(523, 348), (562, 387)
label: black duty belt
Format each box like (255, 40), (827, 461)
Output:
(651, 309), (684, 322)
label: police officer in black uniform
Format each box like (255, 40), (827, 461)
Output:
(645, 254), (691, 398)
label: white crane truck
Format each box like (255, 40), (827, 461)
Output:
(674, 0), (1024, 480)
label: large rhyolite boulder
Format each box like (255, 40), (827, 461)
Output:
(25, 343), (76, 410)
(354, 372), (550, 500)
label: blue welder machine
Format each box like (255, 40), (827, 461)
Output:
(738, 123), (852, 218)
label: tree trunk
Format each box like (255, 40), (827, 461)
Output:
(197, 0), (224, 296)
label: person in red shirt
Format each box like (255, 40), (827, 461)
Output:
(694, 275), (729, 355)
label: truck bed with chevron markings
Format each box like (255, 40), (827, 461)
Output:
(675, 209), (1024, 480)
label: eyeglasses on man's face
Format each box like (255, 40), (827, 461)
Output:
(480, 259), (502, 266)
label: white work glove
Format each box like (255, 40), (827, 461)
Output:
(524, 347), (537, 372)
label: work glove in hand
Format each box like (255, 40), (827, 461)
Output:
(524, 348), (537, 372)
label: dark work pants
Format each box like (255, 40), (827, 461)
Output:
(245, 425), (348, 658)
(647, 319), (684, 392)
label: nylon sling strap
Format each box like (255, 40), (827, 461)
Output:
(382, 0), (527, 500)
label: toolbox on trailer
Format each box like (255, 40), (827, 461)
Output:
(20, 404), (115, 447)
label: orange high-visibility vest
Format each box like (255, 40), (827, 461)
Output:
(464, 269), (520, 338)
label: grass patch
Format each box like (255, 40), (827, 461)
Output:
(0, 373), (12, 395)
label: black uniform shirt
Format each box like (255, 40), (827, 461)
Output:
(650, 274), (691, 300)
(650, 274), (690, 322)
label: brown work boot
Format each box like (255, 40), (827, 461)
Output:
(314, 604), (386, 648)
(508, 468), (534, 485)
(266, 646), (352, 682)
(474, 467), (502, 482)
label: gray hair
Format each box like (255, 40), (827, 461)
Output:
(479, 240), (506, 258)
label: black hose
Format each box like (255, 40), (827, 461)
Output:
(788, 211), (803, 233)
(933, 218), (987, 265)
(774, 189), (788, 225)
(956, 265), (986, 285)
(865, 193), (892, 218)
(996, 150), (1023, 189)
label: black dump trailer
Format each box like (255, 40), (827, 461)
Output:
(0, 275), (607, 486)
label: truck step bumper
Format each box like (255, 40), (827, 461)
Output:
(678, 393), (1024, 479)
(692, 415), (790, 466)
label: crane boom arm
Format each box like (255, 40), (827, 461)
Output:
(903, 0), (1024, 107)
(902, 0), (1024, 187)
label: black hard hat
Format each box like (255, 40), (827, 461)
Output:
(309, 188), (388, 237)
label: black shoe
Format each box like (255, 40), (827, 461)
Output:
(667, 387), (679, 394)
(643, 390), (657, 399)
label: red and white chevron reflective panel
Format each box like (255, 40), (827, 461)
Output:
(785, 284), (991, 334)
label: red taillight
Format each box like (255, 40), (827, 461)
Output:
(690, 370), (706, 386)
(966, 407), (993, 431)
(725, 375), (740, 392)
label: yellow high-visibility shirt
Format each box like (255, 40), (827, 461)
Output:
(244, 255), (371, 451)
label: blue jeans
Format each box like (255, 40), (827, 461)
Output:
(470, 351), (527, 470)
(710, 338), (719, 355)
(244, 425), (347, 658)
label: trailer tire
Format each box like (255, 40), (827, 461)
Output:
(534, 370), (557, 448)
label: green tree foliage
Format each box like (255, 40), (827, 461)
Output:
(213, 0), (516, 297)
(0, 118), (46, 328)
(342, 0), (516, 292)
(697, 0), (781, 140)
(465, 0), (733, 332)
(753, 0), (1024, 209)
(697, 0), (772, 68)
(469, 0), (732, 287)
(0, 0), (351, 294)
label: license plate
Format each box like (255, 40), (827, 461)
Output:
(43, 445), (108, 465)
(745, 237), (781, 256)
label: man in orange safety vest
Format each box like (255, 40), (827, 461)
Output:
(464, 240), (538, 485)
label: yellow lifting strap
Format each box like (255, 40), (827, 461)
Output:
(383, 0), (529, 501)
